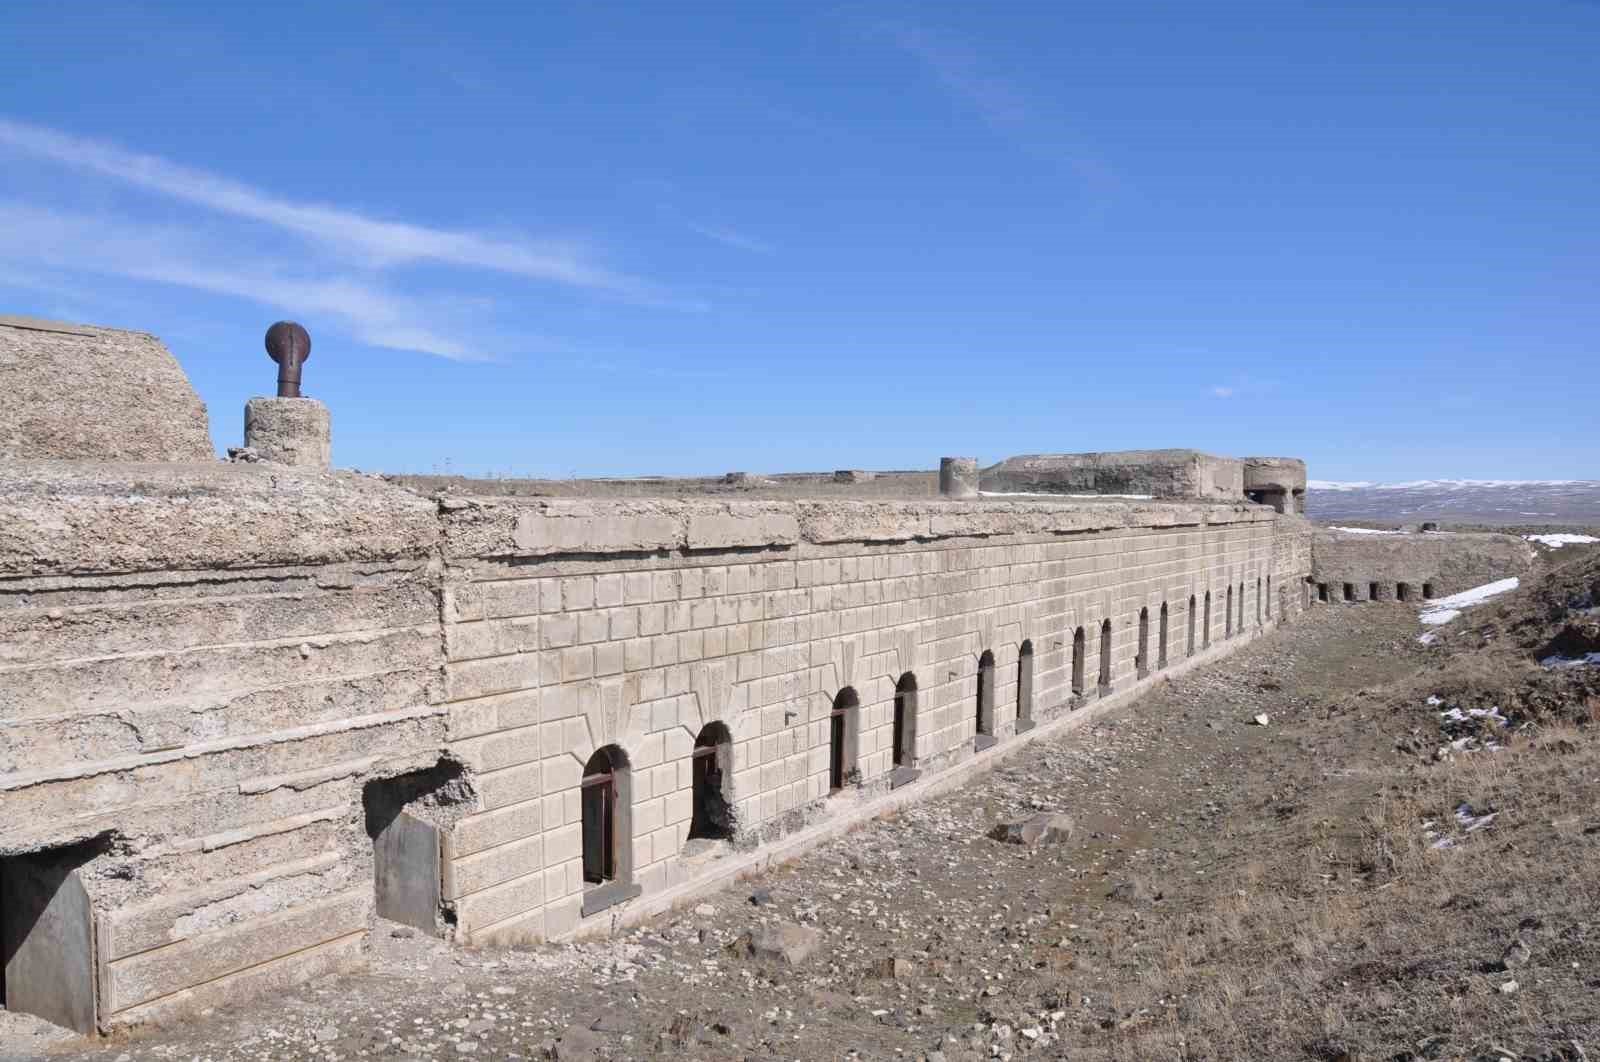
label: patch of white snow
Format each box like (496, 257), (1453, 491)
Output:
(1418, 577), (1519, 626)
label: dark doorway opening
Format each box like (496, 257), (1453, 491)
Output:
(1397, 583), (1411, 602)
(363, 759), (467, 936)
(1423, 583), (1435, 600)
(688, 722), (734, 841)
(1318, 583), (1329, 603)
(1, 834), (109, 1034)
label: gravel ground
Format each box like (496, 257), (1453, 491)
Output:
(16, 598), (1587, 1062)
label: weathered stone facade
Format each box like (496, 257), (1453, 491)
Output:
(0, 317), (213, 462)
(0, 318), (1317, 1034)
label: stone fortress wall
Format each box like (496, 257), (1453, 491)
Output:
(1309, 527), (1536, 603)
(0, 318), (1319, 1034)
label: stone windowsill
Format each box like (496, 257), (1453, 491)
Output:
(974, 734), (999, 752)
(888, 766), (921, 789)
(581, 880), (642, 918)
(1015, 718), (1037, 734)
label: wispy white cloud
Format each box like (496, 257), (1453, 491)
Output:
(685, 221), (774, 255)
(0, 117), (665, 300)
(1209, 385), (1237, 399)
(0, 202), (485, 360)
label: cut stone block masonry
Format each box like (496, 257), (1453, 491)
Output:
(0, 316), (1528, 1035)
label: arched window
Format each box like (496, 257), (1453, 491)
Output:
(1256, 578), (1262, 623)
(1266, 575), (1273, 617)
(1016, 641), (1035, 730)
(688, 722), (734, 841)
(1158, 602), (1169, 669)
(1204, 590), (1213, 646)
(1187, 595), (1197, 656)
(829, 687), (860, 794)
(1226, 585), (1234, 638)
(892, 672), (918, 771)
(1136, 608), (1150, 678)
(582, 746), (629, 884)
(1239, 583), (1246, 629)
(1279, 585), (1289, 622)
(974, 650), (996, 750)
(1098, 619), (1112, 694)
(1071, 626), (1087, 696)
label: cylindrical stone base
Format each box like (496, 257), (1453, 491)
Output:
(939, 457), (979, 498)
(244, 397), (331, 470)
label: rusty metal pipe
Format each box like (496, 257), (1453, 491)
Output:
(264, 321), (311, 398)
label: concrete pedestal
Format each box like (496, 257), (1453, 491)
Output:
(939, 457), (979, 498)
(244, 397), (331, 470)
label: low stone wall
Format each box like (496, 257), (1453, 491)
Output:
(1309, 528), (1536, 602)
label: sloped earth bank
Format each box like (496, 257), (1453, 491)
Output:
(32, 562), (1600, 1062)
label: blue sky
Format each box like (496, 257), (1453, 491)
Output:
(2, 2), (1596, 480)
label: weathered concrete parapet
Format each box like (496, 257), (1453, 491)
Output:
(0, 316), (213, 462)
(0, 461), (438, 577)
(244, 397), (332, 470)
(939, 457), (979, 498)
(1243, 457), (1307, 514)
(981, 449), (1246, 501)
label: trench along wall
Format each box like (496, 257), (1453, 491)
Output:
(0, 462), (449, 1031)
(436, 497), (1313, 944)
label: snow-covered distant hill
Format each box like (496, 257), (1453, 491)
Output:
(1305, 479), (1600, 525)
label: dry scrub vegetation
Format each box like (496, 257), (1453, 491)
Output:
(1098, 548), (1600, 1061)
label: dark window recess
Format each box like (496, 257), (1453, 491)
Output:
(1136, 608), (1150, 677)
(1016, 642), (1034, 725)
(582, 748), (618, 884)
(1318, 583), (1329, 603)
(1158, 603), (1169, 669)
(1071, 627), (1087, 695)
(892, 673), (917, 767)
(1187, 596), (1197, 656)
(1204, 592), (1213, 645)
(1423, 583), (1435, 600)
(1397, 583), (1411, 602)
(688, 722), (734, 841)
(1226, 586), (1234, 637)
(829, 688), (857, 793)
(1098, 619), (1112, 692)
